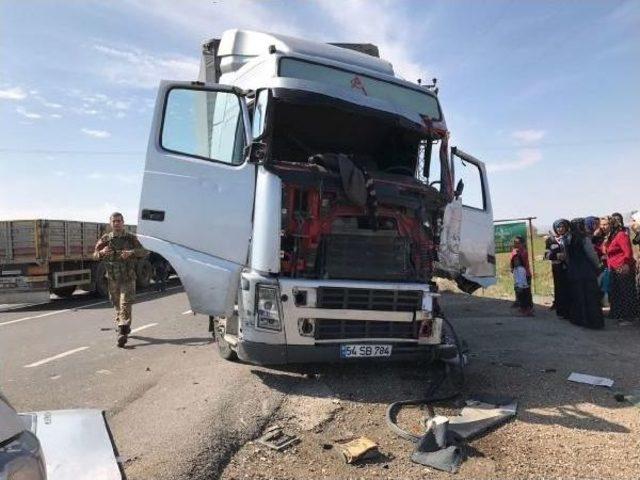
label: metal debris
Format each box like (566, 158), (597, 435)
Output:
(256, 426), (299, 452)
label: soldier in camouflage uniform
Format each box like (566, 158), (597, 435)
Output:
(94, 212), (147, 347)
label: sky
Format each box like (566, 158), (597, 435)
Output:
(1, 0), (638, 228)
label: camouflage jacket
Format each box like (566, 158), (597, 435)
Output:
(93, 231), (147, 282)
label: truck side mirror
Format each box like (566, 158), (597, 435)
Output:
(247, 141), (268, 164)
(454, 179), (464, 198)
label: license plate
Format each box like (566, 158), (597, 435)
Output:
(340, 344), (392, 358)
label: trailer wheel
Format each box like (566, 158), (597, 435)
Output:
(94, 262), (110, 298)
(52, 286), (76, 298)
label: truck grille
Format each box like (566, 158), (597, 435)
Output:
(319, 233), (414, 281)
(314, 319), (418, 340)
(316, 287), (422, 312)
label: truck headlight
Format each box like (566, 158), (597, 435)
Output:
(0, 431), (47, 480)
(256, 285), (282, 331)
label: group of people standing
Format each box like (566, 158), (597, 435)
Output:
(545, 212), (640, 329)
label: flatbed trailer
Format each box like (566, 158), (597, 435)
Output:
(0, 219), (161, 305)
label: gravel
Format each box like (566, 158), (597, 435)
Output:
(221, 293), (640, 479)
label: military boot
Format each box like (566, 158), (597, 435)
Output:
(117, 325), (128, 348)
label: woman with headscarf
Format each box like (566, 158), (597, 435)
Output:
(564, 219), (604, 329)
(545, 219), (571, 319)
(510, 236), (533, 316)
(584, 216), (599, 238)
(605, 214), (639, 324)
(594, 216), (612, 300)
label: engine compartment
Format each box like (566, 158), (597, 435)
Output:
(272, 161), (444, 282)
(262, 92), (450, 283)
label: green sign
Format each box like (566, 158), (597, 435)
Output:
(494, 222), (528, 254)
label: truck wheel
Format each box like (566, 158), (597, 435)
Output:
(52, 286), (76, 298)
(136, 258), (153, 289)
(213, 316), (238, 361)
(94, 262), (109, 298)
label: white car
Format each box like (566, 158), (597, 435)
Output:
(0, 392), (47, 480)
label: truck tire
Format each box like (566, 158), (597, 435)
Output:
(213, 316), (238, 361)
(136, 258), (153, 289)
(94, 262), (110, 298)
(52, 286), (76, 298)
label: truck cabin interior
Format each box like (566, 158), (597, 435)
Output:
(260, 91), (450, 283)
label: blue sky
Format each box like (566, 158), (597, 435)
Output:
(1, 0), (638, 228)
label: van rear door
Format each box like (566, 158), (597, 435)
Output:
(138, 81), (255, 316)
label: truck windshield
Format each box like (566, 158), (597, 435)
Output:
(279, 57), (441, 120)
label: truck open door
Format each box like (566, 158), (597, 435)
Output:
(437, 147), (496, 292)
(137, 81), (254, 316)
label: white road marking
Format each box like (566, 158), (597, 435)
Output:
(1, 300), (109, 327)
(0, 285), (183, 328)
(24, 346), (89, 368)
(182, 310), (192, 315)
(130, 322), (158, 334)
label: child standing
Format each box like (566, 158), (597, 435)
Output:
(512, 245), (534, 316)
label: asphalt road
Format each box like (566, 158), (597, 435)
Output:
(0, 284), (301, 479)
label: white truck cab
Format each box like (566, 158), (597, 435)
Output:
(138, 29), (495, 365)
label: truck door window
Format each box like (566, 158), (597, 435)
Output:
(453, 155), (485, 210)
(161, 88), (245, 165)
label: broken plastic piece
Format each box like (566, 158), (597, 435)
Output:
(568, 372), (614, 388)
(257, 426), (299, 452)
(411, 445), (463, 473)
(339, 436), (379, 464)
(447, 395), (517, 440)
(411, 415), (463, 473)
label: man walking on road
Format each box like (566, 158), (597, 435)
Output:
(94, 212), (147, 347)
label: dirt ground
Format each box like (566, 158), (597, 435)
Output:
(221, 293), (640, 480)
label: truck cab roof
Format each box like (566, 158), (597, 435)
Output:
(211, 29), (395, 79)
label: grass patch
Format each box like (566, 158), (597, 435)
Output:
(480, 234), (553, 299)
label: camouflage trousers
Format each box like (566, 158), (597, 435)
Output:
(108, 278), (136, 327)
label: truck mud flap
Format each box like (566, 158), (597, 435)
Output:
(20, 409), (124, 480)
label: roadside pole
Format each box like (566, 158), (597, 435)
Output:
(528, 217), (536, 294)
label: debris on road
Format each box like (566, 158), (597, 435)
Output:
(411, 415), (462, 473)
(388, 390), (517, 473)
(567, 372), (614, 388)
(448, 395), (517, 440)
(257, 426), (299, 452)
(339, 436), (380, 464)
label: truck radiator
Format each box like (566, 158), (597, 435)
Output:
(314, 319), (418, 340)
(318, 233), (414, 281)
(316, 287), (422, 312)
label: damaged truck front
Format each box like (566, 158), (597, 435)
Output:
(137, 30), (495, 365)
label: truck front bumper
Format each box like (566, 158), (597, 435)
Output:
(237, 339), (458, 366)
